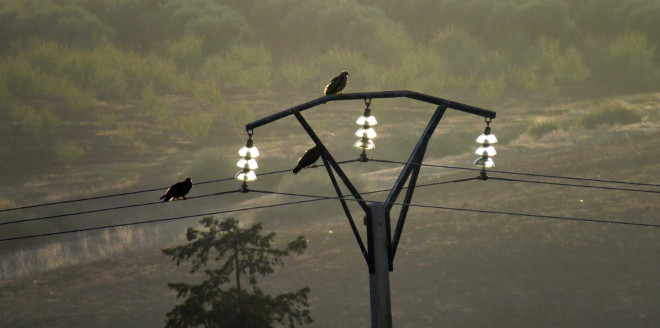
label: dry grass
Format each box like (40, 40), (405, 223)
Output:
(0, 93), (658, 327)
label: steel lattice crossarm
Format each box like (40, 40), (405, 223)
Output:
(245, 90), (496, 131)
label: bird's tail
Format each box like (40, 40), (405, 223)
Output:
(160, 195), (168, 202)
(292, 165), (302, 174)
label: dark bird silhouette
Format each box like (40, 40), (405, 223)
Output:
(293, 146), (322, 174)
(160, 177), (192, 202)
(324, 70), (350, 95)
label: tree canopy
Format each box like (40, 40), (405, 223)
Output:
(162, 217), (312, 328)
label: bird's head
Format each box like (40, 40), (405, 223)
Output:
(341, 70), (350, 76)
(185, 177), (192, 183)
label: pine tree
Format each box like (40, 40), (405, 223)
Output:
(163, 217), (312, 328)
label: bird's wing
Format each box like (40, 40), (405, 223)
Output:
(324, 74), (342, 94)
(300, 146), (321, 165)
(329, 74), (341, 84)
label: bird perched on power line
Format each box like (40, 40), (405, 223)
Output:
(160, 177), (192, 202)
(293, 145), (322, 174)
(324, 70), (350, 95)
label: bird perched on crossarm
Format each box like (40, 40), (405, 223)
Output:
(160, 177), (192, 202)
(293, 145), (322, 174)
(324, 70), (350, 95)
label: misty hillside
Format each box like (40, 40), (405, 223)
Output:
(0, 0), (659, 327)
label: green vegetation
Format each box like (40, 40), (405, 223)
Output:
(1, 0), (658, 158)
(54, 139), (88, 162)
(8, 102), (61, 136)
(580, 100), (644, 128)
(528, 118), (562, 138)
(163, 217), (312, 328)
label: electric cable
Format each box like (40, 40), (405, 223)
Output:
(0, 159), (358, 213)
(3, 178), (658, 242)
(369, 158), (660, 189)
(0, 198), (329, 243)
(0, 190), (240, 227)
(488, 176), (660, 194)
(247, 189), (660, 228)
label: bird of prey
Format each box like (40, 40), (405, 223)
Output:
(160, 177), (192, 202)
(324, 70), (350, 95)
(293, 145), (322, 174)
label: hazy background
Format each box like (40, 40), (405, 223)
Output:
(0, 0), (658, 327)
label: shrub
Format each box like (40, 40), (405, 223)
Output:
(514, 37), (590, 98)
(141, 84), (172, 125)
(186, 147), (238, 182)
(277, 61), (320, 92)
(56, 83), (98, 113)
(199, 44), (272, 93)
(316, 46), (380, 91)
(19, 39), (65, 73)
(191, 80), (225, 112)
(126, 54), (189, 95)
(477, 75), (507, 101)
(164, 35), (204, 72)
(179, 111), (214, 143)
(379, 46), (447, 93)
(54, 140), (87, 162)
(226, 101), (255, 128)
(587, 32), (659, 90)
(580, 101), (643, 129)
(110, 122), (140, 149)
(0, 72), (8, 99)
(528, 118), (561, 138)
(8, 102), (61, 136)
(229, 44), (273, 93)
(96, 109), (119, 130)
(2, 57), (49, 95)
(430, 25), (486, 74)
(238, 64), (272, 94)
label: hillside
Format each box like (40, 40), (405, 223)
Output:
(1, 92), (658, 327)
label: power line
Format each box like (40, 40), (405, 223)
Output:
(251, 176), (479, 199)
(0, 198), (328, 243)
(3, 179), (658, 243)
(0, 177), (233, 213)
(4, 157), (655, 214)
(247, 189), (660, 228)
(0, 190), (240, 227)
(369, 158), (660, 189)
(0, 176), (477, 228)
(0, 160), (358, 213)
(489, 176), (660, 194)
(3, 161), (657, 228)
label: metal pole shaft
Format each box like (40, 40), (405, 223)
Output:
(368, 203), (392, 328)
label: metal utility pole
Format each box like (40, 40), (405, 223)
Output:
(242, 90), (496, 328)
(368, 203), (392, 328)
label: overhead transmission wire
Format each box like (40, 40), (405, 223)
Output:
(3, 158), (656, 215)
(0, 189), (241, 227)
(369, 158), (660, 188)
(0, 160), (358, 227)
(0, 169), (282, 213)
(0, 198), (327, 242)
(2, 157), (659, 228)
(0, 176), (479, 228)
(2, 174), (658, 243)
(488, 176), (660, 193)
(0, 160), (358, 214)
(247, 188), (660, 228)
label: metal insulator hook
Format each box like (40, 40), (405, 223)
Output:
(247, 129), (254, 139)
(364, 97), (372, 108)
(484, 117), (492, 126)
